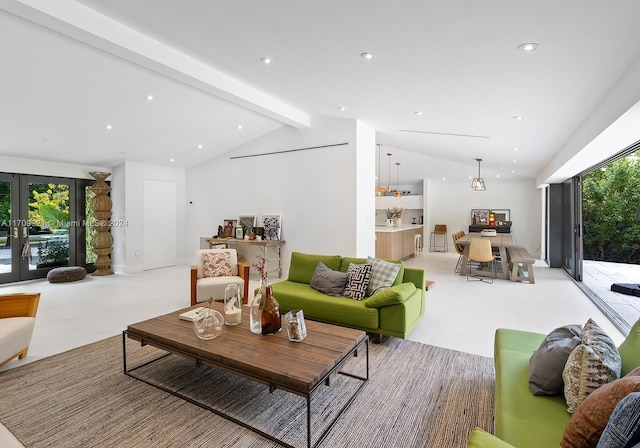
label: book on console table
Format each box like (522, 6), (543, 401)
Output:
(179, 307), (205, 322)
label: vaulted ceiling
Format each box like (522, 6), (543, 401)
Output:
(2, 1), (640, 186)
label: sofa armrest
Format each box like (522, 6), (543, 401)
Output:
(402, 267), (426, 291)
(0, 293), (40, 319)
(365, 283), (416, 308)
(238, 262), (250, 304)
(467, 428), (515, 448)
(190, 265), (197, 306)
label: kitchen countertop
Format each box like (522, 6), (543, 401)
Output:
(375, 224), (423, 233)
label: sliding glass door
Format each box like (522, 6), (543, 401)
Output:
(561, 177), (583, 281)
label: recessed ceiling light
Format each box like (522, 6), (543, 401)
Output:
(513, 116), (524, 120)
(361, 52), (375, 61)
(338, 106), (346, 111)
(414, 111), (424, 116)
(260, 57), (273, 65)
(237, 125), (243, 130)
(146, 94), (154, 101)
(197, 144), (203, 150)
(518, 43), (539, 52)
(441, 177), (446, 181)
(105, 124), (113, 130)
(170, 158), (175, 163)
(513, 147), (519, 152)
(512, 160), (517, 163)
(512, 170), (516, 173)
(496, 174), (501, 178)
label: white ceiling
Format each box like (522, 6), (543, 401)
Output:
(2, 0), (640, 186)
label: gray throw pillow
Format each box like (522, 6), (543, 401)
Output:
(310, 262), (348, 297)
(529, 324), (582, 396)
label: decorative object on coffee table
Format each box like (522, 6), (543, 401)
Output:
(223, 284), (242, 326)
(285, 309), (307, 342)
(193, 297), (223, 340)
(261, 285), (281, 335)
(89, 172), (114, 276)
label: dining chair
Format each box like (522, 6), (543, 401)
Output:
(467, 238), (495, 283)
(452, 231), (466, 273)
(430, 224), (448, 252)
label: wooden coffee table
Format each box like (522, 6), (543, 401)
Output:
(123, 302), (369, 448)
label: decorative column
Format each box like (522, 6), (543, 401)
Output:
(89, 172), (114, 276)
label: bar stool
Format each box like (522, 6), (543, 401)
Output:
(430, 224), (448, 252)
(414, 233), (423, 254)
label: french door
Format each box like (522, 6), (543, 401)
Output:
(561, 177), (583, 281)
(0, 174), (78, 283)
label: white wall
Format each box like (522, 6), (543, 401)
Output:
(185, 116), (374, 276)
(425, 178), (542, 255)
(0, 155), (109, 179)
(111, 161), (187, 274)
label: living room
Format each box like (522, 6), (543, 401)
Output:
(3, 2), (640, 447)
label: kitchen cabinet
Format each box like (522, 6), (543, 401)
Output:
(375, 225), (423, 260)
(375, 195), (424, 211)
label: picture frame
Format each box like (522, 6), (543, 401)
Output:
(238, 215), (256, 237)
(223, 219), (237, 229)
(235, 226), (244, 239)
(261, 214), (281, 240)
(491, 209), (511, 223)
(223, 225), (233, 238)
(471, 209), (489, 225)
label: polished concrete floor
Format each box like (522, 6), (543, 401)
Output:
(0, 250), (626, 374)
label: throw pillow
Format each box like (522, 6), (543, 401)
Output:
(596, 391), (640, 448)
(529, 324), (582, 396)
(310, 262), (349, 297)
(561, 368), (640, 448)
(202, 252), (233, 277)
(366, 256), (402, 296)
(343, 263), (372, 300)
(619, 317), (640, 376)
(562, 319), (622, 414)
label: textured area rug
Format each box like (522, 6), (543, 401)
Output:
(0, 335), (494, 447)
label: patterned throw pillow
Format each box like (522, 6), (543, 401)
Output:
(202, 252), (233, 278)
(562, 319), (622, 414)
(366, 257), (401, 296)
(343, 263), (372, 300)
(561, 369), (640, 448)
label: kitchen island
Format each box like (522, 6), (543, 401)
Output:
(375, 225), (423, 260)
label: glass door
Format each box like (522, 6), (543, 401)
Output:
(561, 177), (583, 281)
(0, 174), (78, 283)
(0, 174), (19, 283)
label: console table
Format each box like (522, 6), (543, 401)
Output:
(206, 237), (286, 278)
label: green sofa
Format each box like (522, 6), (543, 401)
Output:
(468, 320), (640, 447)
(269, 252), (425, 340)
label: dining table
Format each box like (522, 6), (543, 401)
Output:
(456, 232), (515, 280)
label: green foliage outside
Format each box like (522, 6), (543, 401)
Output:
(29, 183), (69, 230)
(86, 187), (97, 263)
(0, 181), (9, 230)
(582, 152), (640, 263)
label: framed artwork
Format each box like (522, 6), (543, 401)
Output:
(491, 209), (511, 224)
(235, 226), (244, 239)
(261, 214), (281, 240)
(223, 219), (237, 229)
(238, 215), (256, 236)
(471, 209), (489, 225)
(223, 225), (233, 238)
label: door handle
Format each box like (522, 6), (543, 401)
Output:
(13, 227), (18, 239)
(22, 226), (28, 239)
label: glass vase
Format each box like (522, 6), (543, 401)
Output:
(193, 307), (223, 340)
(261, 285), (281, 335)
(223, 284), (242, 326)
(250, 278), (266, 334)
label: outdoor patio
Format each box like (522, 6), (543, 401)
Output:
(582, 260), (640, 333)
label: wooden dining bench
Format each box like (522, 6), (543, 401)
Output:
(507, 245), (535, 284)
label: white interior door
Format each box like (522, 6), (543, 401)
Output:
(143, 180), (176, 270)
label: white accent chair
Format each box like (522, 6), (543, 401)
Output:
(0, 292), (40, 368)
(190, 249), (250, 306)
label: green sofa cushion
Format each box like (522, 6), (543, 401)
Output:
(270, 280), (378, 330)
(287, 252), (342, 284)
(339, 256), (405, 286)
(466, 428), (515, 448)
(494, 328), (569, 448)
(364, 282), (416, 308)
(619, 318), (640, 376)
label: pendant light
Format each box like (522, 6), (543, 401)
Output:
(394, 162), (402, 197)
(385, 153), (393, 193)
(471, 158), (486, 191)
(375, 144), (387, 195)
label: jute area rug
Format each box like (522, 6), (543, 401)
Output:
(0, 335), (494, 448)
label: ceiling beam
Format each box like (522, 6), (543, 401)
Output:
(0, 0), (310, 129)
